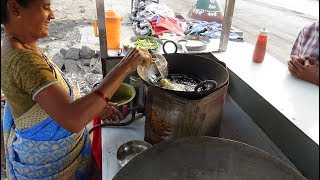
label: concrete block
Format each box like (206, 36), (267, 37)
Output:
(64, 59), (82, 73)
(51, 52), (65, 70)
(64, 48), (80, 60)
(80, 46), (95, 59)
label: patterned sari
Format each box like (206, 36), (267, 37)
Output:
(2, 50), (93, 179)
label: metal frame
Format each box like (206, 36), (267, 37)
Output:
(95, 0), (108, 76)
(95, 0), (108, 59)
(219, 0), (236, 52)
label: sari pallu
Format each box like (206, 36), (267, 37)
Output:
(3, 72), (93, 180)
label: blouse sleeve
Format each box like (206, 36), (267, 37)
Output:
(13, 50), (58, 100)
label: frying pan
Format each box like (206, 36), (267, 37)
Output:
(113, 136), (307, 180)
(137, 53), (229, 100)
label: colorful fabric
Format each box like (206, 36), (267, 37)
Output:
(1, 49), (58, 119)
(291, 21), (319, 60)
(151, 16), (185, 36)
(186, 21), (243, 42)
(1, 49), (93, 179)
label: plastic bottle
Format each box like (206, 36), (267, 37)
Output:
(93, 10), (123, 49)
(252, 28), (268, 63)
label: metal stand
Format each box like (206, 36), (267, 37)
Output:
(95, 0), (236, 76)
(219, 0), (236, 52)
(95, 0), (109, 77)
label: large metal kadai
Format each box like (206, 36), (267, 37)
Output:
(137, 53), (229, 100)
(144, 83), (228, 144)
(113, 137), (306, 180)
(142, 53), (229, 144)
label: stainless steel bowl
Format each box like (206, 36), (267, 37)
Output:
(116, 140), (152, 167)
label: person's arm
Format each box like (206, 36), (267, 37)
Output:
(288, 56), (319, 85)
(34, 48), (151, 133)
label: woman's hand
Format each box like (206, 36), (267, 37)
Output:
(120, 48), (152, 75)
(288, 56), (319, 85)
(97, 104), (124, 123)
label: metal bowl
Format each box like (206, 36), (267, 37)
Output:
(116, 140), (152, 167)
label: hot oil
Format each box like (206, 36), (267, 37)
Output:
(167, 81), (195, 91)
(169, 78), (197, 92)
(158, 74), (200, 92)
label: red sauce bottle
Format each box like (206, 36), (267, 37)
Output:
(253, 28), (268, 63)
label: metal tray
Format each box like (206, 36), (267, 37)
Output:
(114, 137), (306, 180)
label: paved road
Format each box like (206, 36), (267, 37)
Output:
(162, 0), (319, 64)
(230, 0), (318, 64)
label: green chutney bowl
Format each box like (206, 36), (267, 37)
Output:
(110, 83), (136, 106)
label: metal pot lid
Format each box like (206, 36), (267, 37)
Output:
(176, 35), (210, 51)
(177, 39), (207, 47)
(114, 137), (306, 180)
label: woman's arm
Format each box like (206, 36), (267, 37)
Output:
(34, 48), (151, 133)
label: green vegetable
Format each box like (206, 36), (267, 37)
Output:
(133, 38), (160, 50)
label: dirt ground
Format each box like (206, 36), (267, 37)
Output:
(39, 0), (97, 51)
(1, 0), (98, 54)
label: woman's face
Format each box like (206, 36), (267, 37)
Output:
(18, 0), (55, 39)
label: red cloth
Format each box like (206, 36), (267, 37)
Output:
(151, 16), (184, 36)
(92, 117), (102, 171)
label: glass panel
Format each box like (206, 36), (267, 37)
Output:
(123, 0), (318, 63)
(230, 0), (319, 64)
(126, 0), (230, 52)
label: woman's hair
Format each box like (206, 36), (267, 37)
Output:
(1, 0), (34, 24)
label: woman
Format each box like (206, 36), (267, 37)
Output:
(1, 0), (152, 179)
